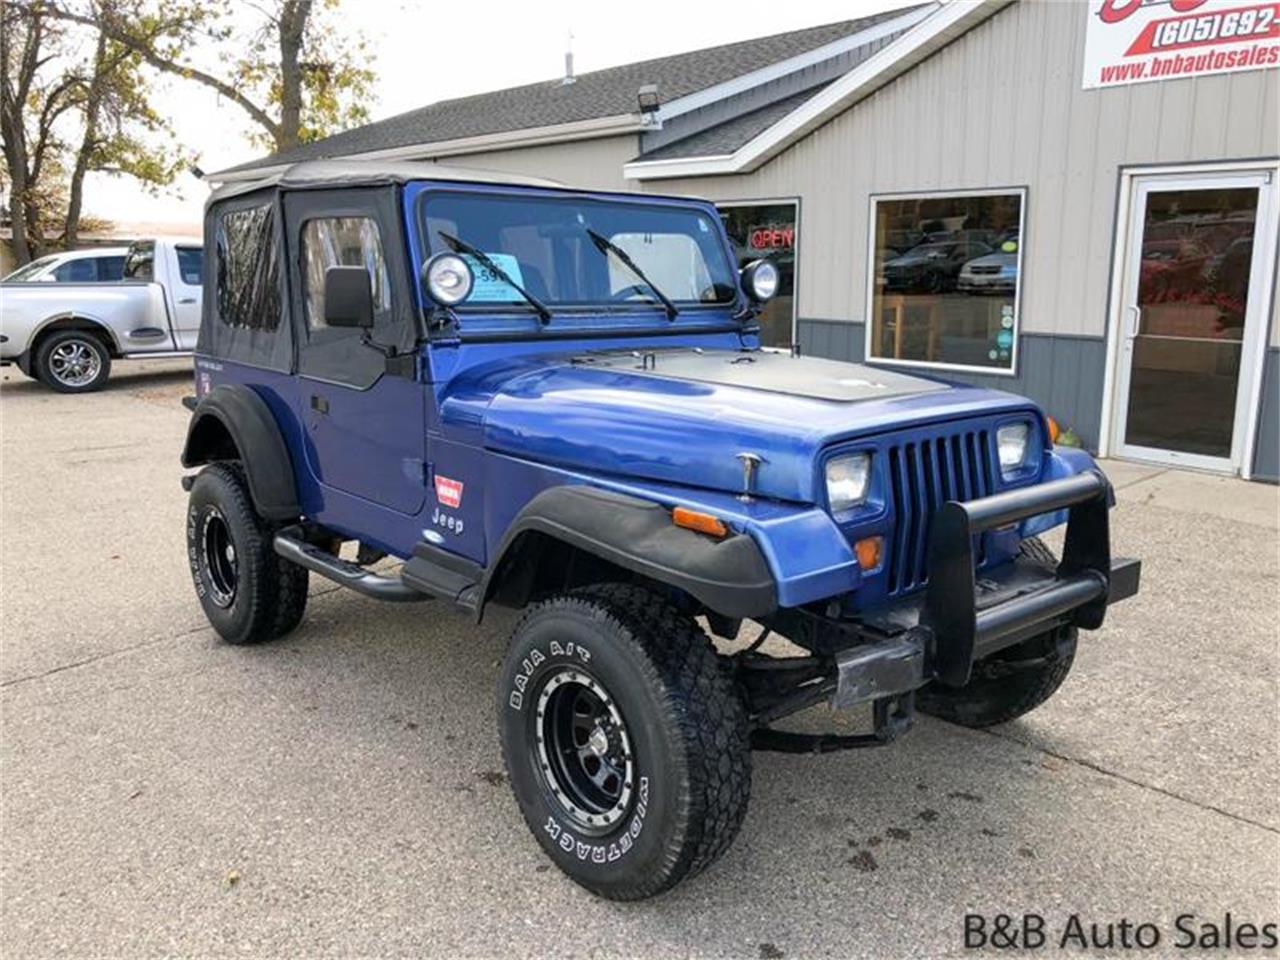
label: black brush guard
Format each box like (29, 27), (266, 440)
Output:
(824, 470), (1141, 717)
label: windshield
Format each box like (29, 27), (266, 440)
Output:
(3, 256), (58, 281)
(421, 192), (737, 311)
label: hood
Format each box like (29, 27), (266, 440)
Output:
(439, 347), (1036, 503)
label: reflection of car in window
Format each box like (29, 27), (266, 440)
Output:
(881, 240), (991, 293)
(1139, 238), (1213, 299)
(958, 251), (1018, 294)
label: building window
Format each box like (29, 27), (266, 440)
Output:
(719, 201), (798, 347)
(301, 217), (391, 329)
(216, 204), (280, 331)
(867, 190), (1025, 373)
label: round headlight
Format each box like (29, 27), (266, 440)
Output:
(424, 253), (473, 306)
(741, 259), (779, 303)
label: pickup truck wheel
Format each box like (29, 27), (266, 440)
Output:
(497, 583), (751, 900)
(34, 330), (111, 392)
(917, 536), (1077, 727)
(186, 463), (308, 645)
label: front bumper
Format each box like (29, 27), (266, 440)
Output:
(832, 470), (1140, 709)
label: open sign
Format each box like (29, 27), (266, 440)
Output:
(748, 225), (795, 251)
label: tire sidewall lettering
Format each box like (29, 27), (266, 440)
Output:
(541, 775), (650, 864)
(507, 639), (592, 711)
(186, 501), (208, 599)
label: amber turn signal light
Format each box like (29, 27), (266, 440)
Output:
(672, 506), (728, 538)
(1046, 415), (1061, 444)
(855, 535), (883, 571)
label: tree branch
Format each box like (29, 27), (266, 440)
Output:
(40, 4), (282, 143)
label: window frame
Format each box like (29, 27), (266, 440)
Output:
(298, 214), (393, 333)
(863, 185), (1028, 378)
(715, 196), (801, 348)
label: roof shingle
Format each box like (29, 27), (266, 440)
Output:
(218, 9), (919, 175)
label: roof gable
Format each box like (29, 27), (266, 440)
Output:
(214, 7), (929, 178)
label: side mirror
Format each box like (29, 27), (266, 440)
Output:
(323, 265), (374, 328)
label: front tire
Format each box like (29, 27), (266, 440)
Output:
(497, 584), (751, 900)
(186, 463), (308, 645)
(34, 330), (111, 392)
(917, 536), (1077, 727)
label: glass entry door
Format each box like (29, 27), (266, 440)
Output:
(1113, 171), (1275, 472)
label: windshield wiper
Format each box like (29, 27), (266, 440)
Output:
(586, 228), (679, 321)
(436, 230), (552, 324)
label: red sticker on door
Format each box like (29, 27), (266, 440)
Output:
(435, 475), (464, 509)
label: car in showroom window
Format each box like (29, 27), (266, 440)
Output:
(868, 189), (1025, 373)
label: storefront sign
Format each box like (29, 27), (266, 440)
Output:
(748, 224), (794, 252)
(1082, 0), (1280, 89)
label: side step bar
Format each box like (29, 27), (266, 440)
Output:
(273, 527), (428, 602)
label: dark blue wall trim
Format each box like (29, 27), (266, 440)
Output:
(798, 319), (1108, 451)
(1252, 347), (1279, 483)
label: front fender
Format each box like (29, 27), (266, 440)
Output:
(484, 485), (777, 619)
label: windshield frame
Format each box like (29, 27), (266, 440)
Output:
(409, 183), (745, 334)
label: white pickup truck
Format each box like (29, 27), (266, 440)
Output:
(1, 238), (202, 392)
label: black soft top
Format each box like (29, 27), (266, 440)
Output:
(207, 159), (562, 204)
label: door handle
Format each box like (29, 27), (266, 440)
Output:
(178, 297), (197, 304)
(310, 394), (329, 414)
(1125, 305), (1141, 339)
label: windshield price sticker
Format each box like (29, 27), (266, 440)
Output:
(462, 253), (525, 302)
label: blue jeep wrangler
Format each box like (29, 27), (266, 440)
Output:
(182, 161), (1140, 900)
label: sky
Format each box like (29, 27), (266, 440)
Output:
(84, 0), (926, 228)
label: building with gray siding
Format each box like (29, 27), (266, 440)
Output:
(215, 0), (1280, 481)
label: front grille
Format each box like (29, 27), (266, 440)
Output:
(969, 265), (1001, 275)
(886, 427), (995, 595)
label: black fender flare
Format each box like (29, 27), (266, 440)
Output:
(181, 384), (300, 520)
(482, 485), (777, 619)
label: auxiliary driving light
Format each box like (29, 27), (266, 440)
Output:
(424, 253), (474, 306)
(741, 259), (779, 303)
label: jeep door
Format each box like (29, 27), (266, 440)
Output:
(284, 188), (427, 516)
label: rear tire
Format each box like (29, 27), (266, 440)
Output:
(34, 330), (111, 393)
(497, 583), (751, 900)
(917, 536), (1077, 727)
(186, 463), (308, 645)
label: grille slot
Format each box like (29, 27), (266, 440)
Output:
(886, 428), (993, 595)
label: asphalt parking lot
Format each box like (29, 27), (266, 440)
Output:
(1, 358), (1277, 958)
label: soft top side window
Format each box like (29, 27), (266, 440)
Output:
(216, 205), (280, 331)
(300, 217), (391, 330)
